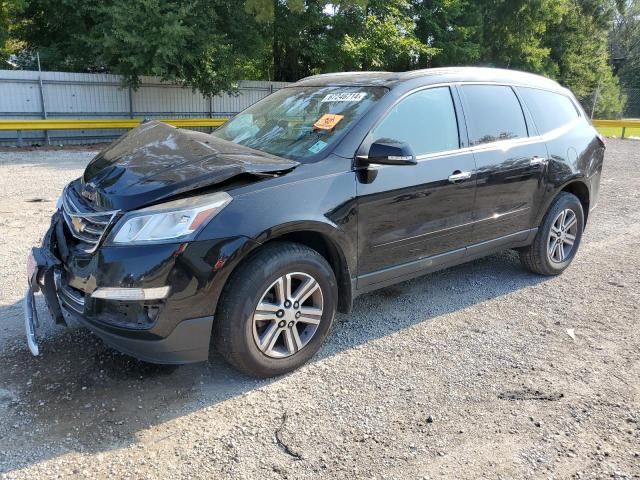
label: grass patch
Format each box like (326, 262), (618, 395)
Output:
(596, 126), (640, 139)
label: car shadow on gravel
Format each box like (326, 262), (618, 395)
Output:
(0, 249), (547, 473)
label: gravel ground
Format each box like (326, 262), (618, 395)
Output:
(0, 141), (639, 479)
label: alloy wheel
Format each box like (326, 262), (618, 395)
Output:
(252, 272), (324, 358)
(547, 208), (578, 263)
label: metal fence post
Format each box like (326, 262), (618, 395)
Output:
(590, 83), (600, 119)
(209, 95), (214, 133)
(36, 53), (50, 145)
(128, 87), (134, 119)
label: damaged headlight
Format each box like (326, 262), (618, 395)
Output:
(107, 191), (232, 245)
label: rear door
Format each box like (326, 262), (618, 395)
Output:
(356, 86), (477, 283)
(516, 86), (596, 217)
(458, 84), (548, 244)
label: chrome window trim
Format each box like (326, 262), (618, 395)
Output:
(357, 79), (580, 169)
(539, 117), (582, 142)
(454, 81), (572, 101)
(515, 86), (585, 138)
(457, 82), (532, 147)
(512, 84), (583, 118)
(414, 146), (473, 161)
(363, 83), (464, 154)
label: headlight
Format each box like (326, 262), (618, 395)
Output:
(107, 191), (232, 245)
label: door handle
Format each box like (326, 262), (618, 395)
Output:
(530, 156), (548, 166)
(448, 171), (472, 183)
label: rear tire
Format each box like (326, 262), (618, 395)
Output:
(519, 192), (584, 276)
(213, 241), (337, 378)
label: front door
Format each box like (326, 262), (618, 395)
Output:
(356, 86), (477, 287)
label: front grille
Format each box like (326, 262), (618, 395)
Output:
(54, 270), (85, 315)
(61, 186), (118, 253)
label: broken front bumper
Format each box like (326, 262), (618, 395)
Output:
(23, 210), (255, 364)
(23, 219), (216, 363)
(24, 212), (66, 355)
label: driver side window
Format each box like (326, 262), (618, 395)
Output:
(371, 87), (460, 156)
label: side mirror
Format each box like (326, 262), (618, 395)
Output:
(360, 139), (417, 166)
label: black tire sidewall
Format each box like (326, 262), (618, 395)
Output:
(218, 244), (337, 377)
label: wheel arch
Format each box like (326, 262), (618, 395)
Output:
(217, 221), (355, 315)
(268, 230), (354, 313)
(536, 179), (591, 229)
(560, 180), (590, 226)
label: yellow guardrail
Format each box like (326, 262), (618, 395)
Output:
(0, 118), (228, 131)
(1, 117), (637, 140)
(592, 119), (640, 139)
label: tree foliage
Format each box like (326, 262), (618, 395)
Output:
(0, 2), (8, 64)
(478, 0), (567, 74)
(336, 0), (436, 71)
(412, 0), (482, 67)
(9, 0), (263, 95)
(0, 0), (22, 66)
(3, 0), (633, 116)
(610, 0), (640, 89)
(544, 0), (625, 117)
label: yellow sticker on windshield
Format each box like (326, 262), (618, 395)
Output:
(313, 114), (344, 131)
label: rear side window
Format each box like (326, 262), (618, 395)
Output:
(518, 87), (579, 134)
(460, 85), (528, 146)
(371, 87), (459, 156)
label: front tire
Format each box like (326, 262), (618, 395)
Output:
(213, 241), (337, 378)
(519, 192), (585, 276)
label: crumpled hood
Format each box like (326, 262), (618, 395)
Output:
(81, 121), (299, 210)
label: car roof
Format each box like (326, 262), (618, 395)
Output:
(295, 67), (566, 94)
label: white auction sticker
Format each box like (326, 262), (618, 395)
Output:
(321, 92), (367, 102)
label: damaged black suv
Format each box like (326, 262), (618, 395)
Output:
(25, 67), (605, 377)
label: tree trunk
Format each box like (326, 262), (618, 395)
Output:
(272, 0), (282, 81)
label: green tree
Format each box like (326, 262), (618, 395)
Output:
(337, 0), (437, 71)
(610, 0), (640, 92)
(86, 0), (259, 95)
(268, 1), (329, 81)
(245, 0), (305, 22)
(11, 0), (99, 71)
(411, 0), (483, 67)
(0, 1), (9, 65)
(411, 0), (624, 117)
(544, 0), (625, 117)
(477, 0), (567, 75)
(1, 0), (24, 66)
(10, 0), (263, 95)
(244, 0), (369, 81)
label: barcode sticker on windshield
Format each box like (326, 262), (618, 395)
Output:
(308, 140), (328, 154)
(321, 92), (367, 102)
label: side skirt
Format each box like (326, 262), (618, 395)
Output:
(354, 228), (538, 296)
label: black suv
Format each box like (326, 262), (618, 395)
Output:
(26, 67), (605, 377)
